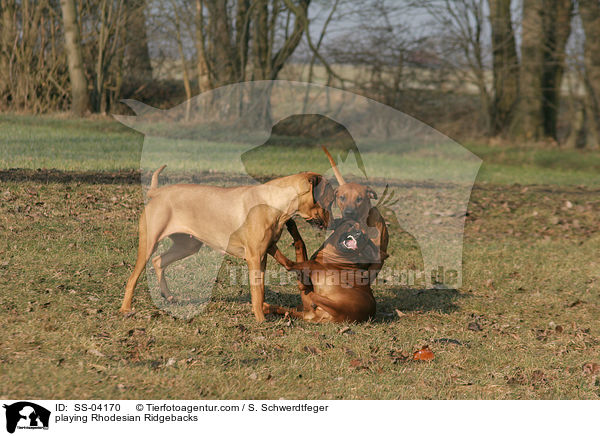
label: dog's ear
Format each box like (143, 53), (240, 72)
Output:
(307, 174), (321, 189)
(367, 187), (377, 200)
(309, 175), (334, 208)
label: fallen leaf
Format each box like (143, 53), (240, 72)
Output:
(343, 347), (356, 357)
(568, 299), (583, 308)
(90, 363), (107, 372)
(582, 362), (600, 375)
(87, 348), (105, 358)
(395, 309), (406, 318)
(413, 345), (434, 361)
(468, 322), (482, 332)
(349, 359), (369, 370)
(303, 346), (321, 355)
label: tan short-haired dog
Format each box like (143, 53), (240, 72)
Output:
(121, 166), (334, 322)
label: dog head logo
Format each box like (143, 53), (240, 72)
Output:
(115, 80), (481, 318)
(3, 402), (50, 434)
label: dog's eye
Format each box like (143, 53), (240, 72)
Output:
(356, 197), (363, 203)
(339, 195), (345, 201)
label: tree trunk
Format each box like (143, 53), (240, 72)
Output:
(0, 0), (16, 105)
(124, 0), (153, 87)
(513, 0), (573, 141)
(60, 0), (90, 116)
(252, 0), (270, 80)
(234, 0), (250, 82)
(513, 0), (545, 140)
(172, 0), (192, 120)
(272, 0), (310, 79)
(488, 0), (519, 136)
(195, 0), (212, 92)
(579, 0), (600, 148)
(205, 0), (236, 87)
(541, 0), (573, 140)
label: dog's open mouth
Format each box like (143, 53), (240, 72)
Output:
(342, 235), (358, 250)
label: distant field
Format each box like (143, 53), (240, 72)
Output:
(1, 114), (599, 186)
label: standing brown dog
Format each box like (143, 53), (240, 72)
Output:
(121, 166), (334, 322)
(322, 146), (389, 273)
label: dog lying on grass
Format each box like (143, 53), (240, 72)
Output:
(265, 219), (381, 323)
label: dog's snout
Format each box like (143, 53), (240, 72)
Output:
(343, 208), (357, 218)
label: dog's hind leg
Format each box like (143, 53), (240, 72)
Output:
(151, 233), (203, 302)
(262, 302), (305, 319)
(121, 210), (159, 313)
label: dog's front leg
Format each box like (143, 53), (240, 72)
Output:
(247, 253), (267, 322)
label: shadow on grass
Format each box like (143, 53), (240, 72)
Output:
(0, 168), (254, 185)
(206, 286), (465, 323)
(375, 288), (465, 321)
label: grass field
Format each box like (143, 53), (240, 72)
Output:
(1, 114), (599, 399)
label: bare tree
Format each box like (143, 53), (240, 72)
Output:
(513, 0), (574, 141)
(542, 0), (573, 139)
(253, 0), (310, 80)
(124, 0), (153, 89)
(488, 0), (519, 136)
(578, 0), (600, 148)
(60, 0), (90, 115)
(415, 0), (493, 132)
(0, 0), (17, 105)
(171, 0), (193, 119)
(321, 0), (420, 104)
(84, 0), (129, 113)
(191, 0), (310, 89)
(195, 0), (212, 92)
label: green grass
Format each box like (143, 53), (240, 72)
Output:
(2, 114), (600, 186)
(1, 114), (599, 399)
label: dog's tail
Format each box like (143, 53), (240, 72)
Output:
(322, 146), (346, 185)
(147, 165), (167, 198)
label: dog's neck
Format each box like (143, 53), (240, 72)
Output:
(264, 176), (312, 221)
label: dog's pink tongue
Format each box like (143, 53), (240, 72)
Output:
(346, 238), (357, 250)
